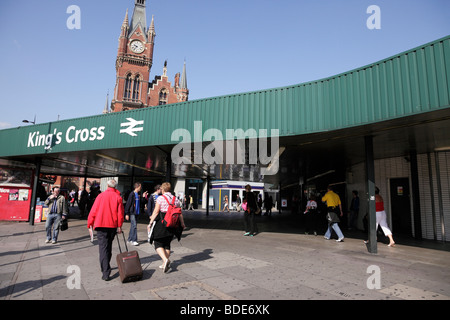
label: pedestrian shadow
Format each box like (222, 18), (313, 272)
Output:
(140, 255), (160, 279)
(168, 248), (214, 272)
(1, 275), (66, 299)
(132, 249), (214, 275)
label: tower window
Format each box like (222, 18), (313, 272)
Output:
(132, 75), (141, 101)
(159, 89), (168, 105)
(124, 74), (132, 100)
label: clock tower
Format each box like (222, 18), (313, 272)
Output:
(111, 0), (155, 112)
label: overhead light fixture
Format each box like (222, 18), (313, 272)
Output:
(22, 115), (36, 125)
(96, 153), (165, 175)
(48, 157), (118, 175)
(306, 170), (336, 183)
(434, 147), (450, 152)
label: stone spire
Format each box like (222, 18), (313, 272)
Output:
(180, 60), (188, 89)
(129, 0), (147, 37)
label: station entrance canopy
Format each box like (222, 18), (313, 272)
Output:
(0, 36), (449, 188)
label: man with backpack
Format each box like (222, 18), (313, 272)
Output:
(148, 182), (186, 273)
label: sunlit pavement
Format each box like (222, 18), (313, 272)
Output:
(1, 208), (449, 301)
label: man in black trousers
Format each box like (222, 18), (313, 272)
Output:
(87, 179), (124, 281)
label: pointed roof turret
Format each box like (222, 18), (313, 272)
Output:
(129, 0), (147, 38)
(103, 92), (110, 114)
(149, 15), (155, 32)
(123, 9), (129, 26)
(147, 14), (156, 42)
(180, 60), (188, 89)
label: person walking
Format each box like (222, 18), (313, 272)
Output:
(87, 179), (124, 281)
(148, 182), (185, 273)
(69, 189), (76, 207)
(322, 186), (345, 242)
(78, 186), (88, 219)
(146, 185), (162, 218)
(44, 187), (69, 244)
(235, 194), (242, 212)
(365, 187), (395, 247)
(304, 195), (318, 236)
(348, 190), (360, 230)
(222, 195), (230, 212)
(263, 194), (273, 216)
(183, 195), (187, 210)
(125, 182), (148, 246)
(188, 195), (194, 211)
(243, 184), (258, 236)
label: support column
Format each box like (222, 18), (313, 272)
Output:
(365, 136), (377, 254)
(409, 150), (422, 239)
(83, 162), (88, 193)
(29, 158), (41, 226)
(206, 175), (210, 216)
(165, 153), (172, 183)
(435, 152), (446, 242)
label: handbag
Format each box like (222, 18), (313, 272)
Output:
(60, 218), (68, 231)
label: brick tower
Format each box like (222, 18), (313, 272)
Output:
(110, 0), (189, 112)
(111, 0), (155, 112)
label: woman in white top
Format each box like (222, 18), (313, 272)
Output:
(148, 182), (185, 273)
(304, 195), (318, 236)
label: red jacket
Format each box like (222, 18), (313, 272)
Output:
(87, 187), (124, 230)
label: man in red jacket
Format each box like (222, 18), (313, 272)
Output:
(88, 179), (124, 281)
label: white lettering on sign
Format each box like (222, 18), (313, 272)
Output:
(66, 126), (105, 144)
(27, 126), (105, 149)
(0, 188), (11, 193)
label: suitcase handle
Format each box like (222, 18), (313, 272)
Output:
(116, 231), (129, 253)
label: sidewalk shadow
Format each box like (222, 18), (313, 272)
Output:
(1, 275), (66, 299)
(169, 248), (214, 272)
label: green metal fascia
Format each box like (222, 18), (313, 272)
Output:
(0, 35), (449, 158)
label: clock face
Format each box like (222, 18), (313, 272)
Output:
(130, 40), (144, 53)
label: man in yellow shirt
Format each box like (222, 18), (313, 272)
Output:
(322, 186), (345, 242)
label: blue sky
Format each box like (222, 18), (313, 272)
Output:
(0, 0), (448, 129)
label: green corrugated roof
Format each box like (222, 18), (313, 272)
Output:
(0, 35), (449, 158)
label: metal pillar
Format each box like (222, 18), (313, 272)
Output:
(365, 136), (377, 254)
(29, 158), (41, 226)
(165, 154), (172, 183)
(206, 175), (210, 216)
(83, 161), (88, 192)
(435, 152), (446, 242)
(409, 150), (422, 239)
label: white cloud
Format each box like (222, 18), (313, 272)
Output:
(0, 122), (12, 129)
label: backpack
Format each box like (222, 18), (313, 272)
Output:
(161, 195), (182, 228)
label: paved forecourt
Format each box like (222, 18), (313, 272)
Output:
(1, 209), (450, 301)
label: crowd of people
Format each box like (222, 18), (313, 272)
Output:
(42, 179), (395, 281)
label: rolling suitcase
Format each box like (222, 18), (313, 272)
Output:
(116, 232), (143, 283)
